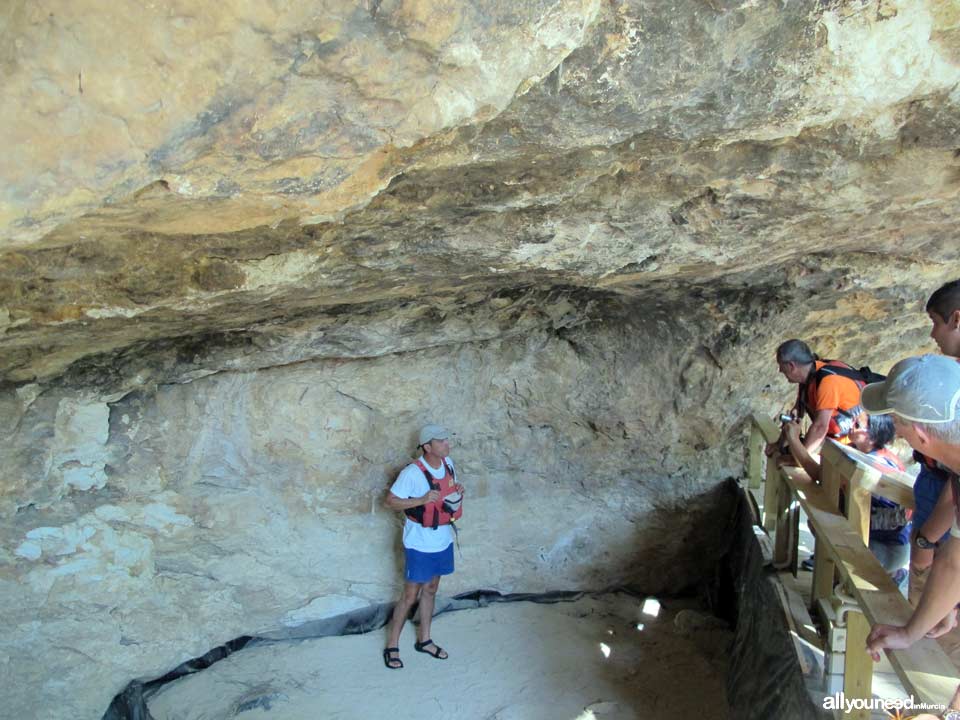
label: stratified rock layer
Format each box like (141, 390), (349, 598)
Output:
(1, 1), (958, 718)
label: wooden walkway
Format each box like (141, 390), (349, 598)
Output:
(746, 415), (957, 718)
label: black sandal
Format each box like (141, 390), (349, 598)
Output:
(383, 647), (403, 669)
(414, 639), (448, 659)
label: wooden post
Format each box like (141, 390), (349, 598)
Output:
(749, 415), (781, 531)
(819, 443), (844, 513)
(763, 451), (780, 532)
(748, 424), (764, 490)
(843, 610), (873, 720)
(812, 443), (844, 605)
(812, 550), (836, 606)
(845, 466), (875, 548)
(773, 476), (796, 568)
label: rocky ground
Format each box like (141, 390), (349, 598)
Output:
(145, 593), (733, 720)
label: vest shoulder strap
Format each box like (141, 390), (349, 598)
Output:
(417, 459), (454, 486)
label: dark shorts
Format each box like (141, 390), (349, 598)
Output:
(404, 543), (454, 583)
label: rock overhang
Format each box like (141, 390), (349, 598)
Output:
(2, 0), (959, 386)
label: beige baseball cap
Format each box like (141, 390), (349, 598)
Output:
(418, 424), (450, 446)
(861, 354), (960, 423)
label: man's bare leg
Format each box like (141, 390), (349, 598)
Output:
(385, 581), (422, 665)
(415, 576), (448, 658)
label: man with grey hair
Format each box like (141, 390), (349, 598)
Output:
(775, 339), (867, 453)
(382, 424), (465, 670)
(860, 355), (960, 666)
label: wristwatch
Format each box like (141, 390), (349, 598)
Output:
(915, 534), (940, 550)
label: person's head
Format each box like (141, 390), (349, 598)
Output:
(776, 339), (817, 384)
(849, 412), (895, 454)
(861, 354), (960, 466)
(926, 279), (960, 357)
(418, 424), (451, 459)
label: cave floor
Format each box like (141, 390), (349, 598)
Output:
(146, 593), (732, 720)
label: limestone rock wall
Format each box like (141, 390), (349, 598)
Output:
(3, 304), (734, 720)
(1, 271), (948, 720)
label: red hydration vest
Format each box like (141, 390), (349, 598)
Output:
(403, 459), (463, 529)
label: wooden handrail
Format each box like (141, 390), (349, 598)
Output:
(782, 468), (957, 708)
(822, 439), (916, 510)
(751, 413), (780, 444)
(747, 416), (955, 714)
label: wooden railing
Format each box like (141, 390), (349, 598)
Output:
(747, 414), (957, 719)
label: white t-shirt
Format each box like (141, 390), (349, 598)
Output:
(390, 457), (456, 553)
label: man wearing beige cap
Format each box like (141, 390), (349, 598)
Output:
(382, 424), (465, 670)
(859, 355), (960, 670)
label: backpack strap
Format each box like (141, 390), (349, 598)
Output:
(814, 361), (860, 385)
(417, 459), (448, 530)
(418, 459), (440, 489)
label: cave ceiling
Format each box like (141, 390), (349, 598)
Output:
(2, 0), (959, 387)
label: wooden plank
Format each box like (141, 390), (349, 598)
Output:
(782, 474), (959, 707)
(817, 448), (844, 514)
(826, 439), (916, 510)
(843, 610), (874, 720)
(748, 424), (764, 490)
(771, 580), (817, 675)
(752, 414), (780, 444)
(846, 471), (872, 548)
(776, 571), (824, 650)
(868, 473), (916, 510)
(780, 466), (840, 605)
(812, 548), (836, 606)
(782, 467), (832, 512)
(774, 472), (796, 568)
(763, 449), (780, 532)
(814, 448), (844, 607)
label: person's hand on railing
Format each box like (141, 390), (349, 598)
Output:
(764, 439), (779, 457)
(775, 421), (804, 468)
(865, 623), (912, 661)
(783, 420), (802, 444)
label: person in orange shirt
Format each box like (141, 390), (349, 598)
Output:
(775, 339), (869, 453)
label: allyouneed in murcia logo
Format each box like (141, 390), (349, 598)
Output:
(821, 692), (952, 718)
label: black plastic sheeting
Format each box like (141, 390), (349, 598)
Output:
(103, 478), (824, 720)
(717, 480), (829, 720)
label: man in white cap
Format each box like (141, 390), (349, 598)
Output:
(860, 355), (960, 666)
(382, 424), (465, 670)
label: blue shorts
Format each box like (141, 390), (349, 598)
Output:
(404, 543), (454, 583)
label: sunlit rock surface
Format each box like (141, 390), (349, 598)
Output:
(1, 1), (959, 718)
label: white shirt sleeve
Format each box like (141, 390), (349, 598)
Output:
(951, 519), (960, 539)
(390, 464), (427, 499)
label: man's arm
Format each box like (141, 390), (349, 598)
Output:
(783, 421), (821, 483)
(919, 481), (956, 545)
(867, 531), (960, 659)
(905, 536), (960, 638)
(385, 490), (439, 512)
(803, 409), (832, 453)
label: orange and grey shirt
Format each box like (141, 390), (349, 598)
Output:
(797, 360), (867, 440)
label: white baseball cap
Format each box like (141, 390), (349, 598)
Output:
(861, 354), (960, 423)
